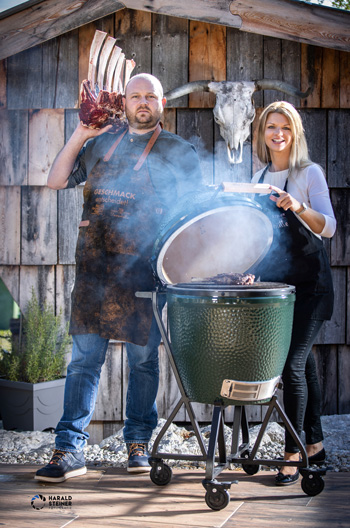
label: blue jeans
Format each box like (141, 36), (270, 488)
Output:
(55, 316), (161, 452)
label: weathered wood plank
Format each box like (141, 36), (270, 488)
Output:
(0, 59), (6, 108)
(187, 402), (213, 423)
(338, 345), (350, 414)
(330, 189), (350, 266)
(58, 186), (84, 264)
(281, 40), (301, 108)
(300, 44), (323, 109)
(262, 37), (282, 107)
(152, 14), (189, 108)
(340, 51), (350, 109)
(7, 45), (42, 109)
(177, 109), (214, 185)
(21, 186), (58, 265)
(93, 342), (123, 422)
(321, 48), (340, 109)
(299, 109), (327, 171)
(225, 403), (262, 425)
(114, 9), (152, 77)
(315, 267), (346, 346)
(157, 344), (186, 422)
(0, 265), (20, 307)
(41, 31), (79, 109)
(227, 28), (264, 108)
(65, 108), (80, 141)
(327, 110), (350, 188)
(19, 265), (55, 313)
(56, 264), (76, 326)
(348, 267), (350, 346)
(189, 21), (226, 109)
(28, 109), (64, 185)
(162, 108), (176, 134)
(0, 186), (20, 265)
(314, 344), (338, 416)
(0, 109), (28, 185)
(263, 37), (301, 107)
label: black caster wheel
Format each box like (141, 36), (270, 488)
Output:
(150, 462), (172, 486)
(242, 450), (261, 475)
(242, 462), (261, 475)
(301, 473), (325, 496)
(205, 487), (230, 511)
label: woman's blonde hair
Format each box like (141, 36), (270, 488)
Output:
(256, 101), (312, 172)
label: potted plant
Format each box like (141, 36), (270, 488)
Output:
(0, 289), (71, 431)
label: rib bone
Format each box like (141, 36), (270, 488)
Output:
(79, 30), (136, 131)
(97, 36), (117, 90)
(87, 30), (107, 87)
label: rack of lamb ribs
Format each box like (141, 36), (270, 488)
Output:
(79, 30), (135, 131)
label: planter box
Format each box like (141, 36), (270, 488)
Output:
(0, 378), (65, 431)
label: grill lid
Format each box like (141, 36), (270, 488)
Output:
(152, 192), (273, 285)
(167, 282), (296, 297)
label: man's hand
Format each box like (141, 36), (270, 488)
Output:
(47, 122), (113, 190)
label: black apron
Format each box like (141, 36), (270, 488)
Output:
(69, 125), (166, 345)
(253, 165), (334, 321)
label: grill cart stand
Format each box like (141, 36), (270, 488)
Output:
(136, 289), (328, 511)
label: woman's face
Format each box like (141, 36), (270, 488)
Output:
(264, 112), (293, 156)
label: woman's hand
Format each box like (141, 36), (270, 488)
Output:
(268, 184), (326, 234)
(268, 185), (302, 212)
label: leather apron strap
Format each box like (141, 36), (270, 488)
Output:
(103, 123), (162, 171)
(103, 129), (128, 162)
(133, 123), (162, 171)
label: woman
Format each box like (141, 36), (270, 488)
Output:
(252, 101), (336, 486)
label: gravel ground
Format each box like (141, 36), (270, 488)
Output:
(0, 415), (349, 471)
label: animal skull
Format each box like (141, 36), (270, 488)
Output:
(165, 79), (312, 164)
(209, 81), (256, 163)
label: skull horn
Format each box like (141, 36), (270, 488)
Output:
(165, 80), (211, 100)
(254, 79), (312, 99)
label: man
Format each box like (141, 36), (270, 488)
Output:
(35, 73), (203, 482)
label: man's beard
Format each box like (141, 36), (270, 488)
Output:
(125, 106), (162, 130)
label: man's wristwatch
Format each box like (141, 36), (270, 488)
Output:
(295, 202), (308, 215)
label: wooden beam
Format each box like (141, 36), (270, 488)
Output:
(0, 0), (349, 61)
(229, 0), (350, 52)
(0, 0), (125, 60)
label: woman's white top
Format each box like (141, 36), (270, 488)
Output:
(252, 164), (336, 238)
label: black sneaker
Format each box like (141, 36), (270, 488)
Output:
(127, 443), (151, 473)
(35, 449), (87, 483)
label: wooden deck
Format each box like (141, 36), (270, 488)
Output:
(0, 465), (349, 528)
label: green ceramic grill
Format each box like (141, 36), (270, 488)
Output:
(166, 282), (295, 405)
(152, 191), (295, 406)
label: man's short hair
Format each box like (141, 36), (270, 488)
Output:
(124, 73), (164, 99)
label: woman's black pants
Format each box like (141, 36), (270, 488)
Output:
(282, 312), (324, 453)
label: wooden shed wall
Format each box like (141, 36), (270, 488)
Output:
(0, 8), (349, 443)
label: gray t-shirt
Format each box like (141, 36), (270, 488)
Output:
(66, 127), (203, 208)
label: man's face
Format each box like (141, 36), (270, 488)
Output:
(123, 77), (166, 133)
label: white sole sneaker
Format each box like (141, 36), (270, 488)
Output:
(127, 465), (151, 474)
(34, 466), (87, 483)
